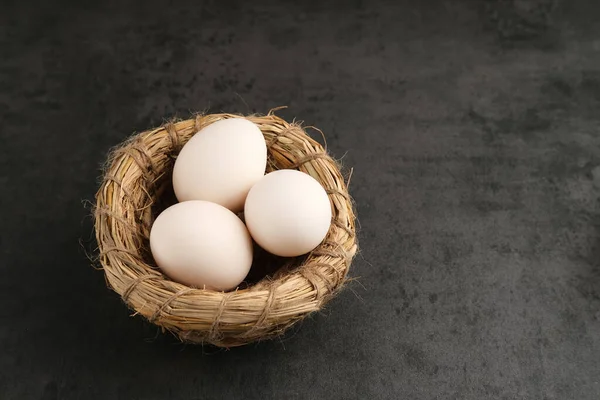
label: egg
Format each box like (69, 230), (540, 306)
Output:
(150, 200), (253, 291)
(173, 118), (267, 212)
(244, 169), (332, 257)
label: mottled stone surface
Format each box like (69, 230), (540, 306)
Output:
(1, 0), (600, 399)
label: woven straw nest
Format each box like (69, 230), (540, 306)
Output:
(94, 111), (357, 347)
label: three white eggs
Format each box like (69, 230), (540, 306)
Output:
(150, 118), (332, 291)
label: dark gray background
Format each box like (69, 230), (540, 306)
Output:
(2, 0), (600, 399)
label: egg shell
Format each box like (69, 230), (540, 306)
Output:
(244, 169), (332, 257)
(150, 200), (253, 291)
(172, 118), (267, 212)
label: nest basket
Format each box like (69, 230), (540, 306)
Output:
(94, 112), (357, 347)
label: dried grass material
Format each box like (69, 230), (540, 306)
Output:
(94, 112), (357, 347)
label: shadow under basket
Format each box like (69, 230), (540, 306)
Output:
(94, 112), (357, 347)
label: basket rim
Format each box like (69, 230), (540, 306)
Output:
(94, 111), (357, 347)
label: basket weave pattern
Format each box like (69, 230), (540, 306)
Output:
(94, 113), (357, 347)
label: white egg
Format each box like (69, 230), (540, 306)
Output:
(173, 118), (267, 212)
(244, 169), (332, 257)
(150, 201), (253, 291)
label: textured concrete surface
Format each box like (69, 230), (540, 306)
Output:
(1, 0), (600, 399)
